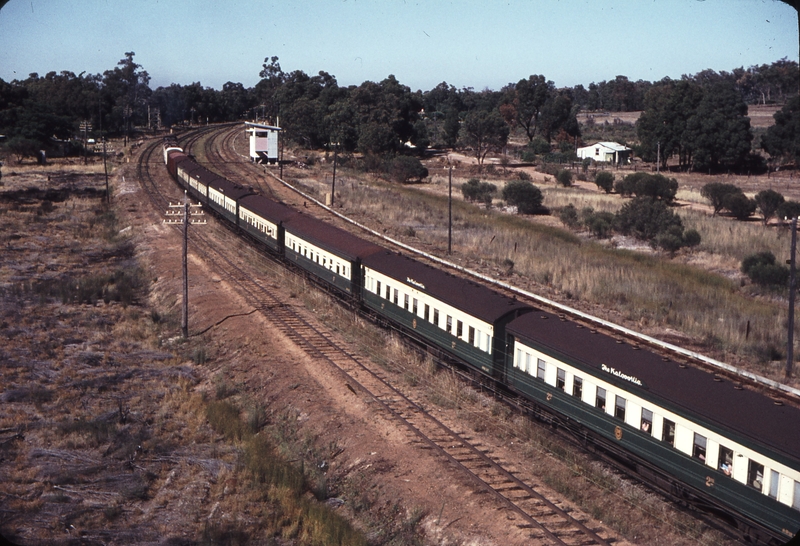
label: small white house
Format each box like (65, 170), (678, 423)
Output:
(577, 141), (632, 165)
(245, 122), (281, 164)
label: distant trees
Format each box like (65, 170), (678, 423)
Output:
(700, 182), (743, 216)
(389, 156), (428, 184)
(461, 110), (509, 165)
(636, 79), (753, 172)
(761, 95), (800, 168)
(754, 189), (785, 225)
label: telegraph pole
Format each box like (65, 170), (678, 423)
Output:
(331, 143), (338, 208)
(787, 217), (797, 379)
(164, 192), (206, 338)
(448, 164), (453, 255)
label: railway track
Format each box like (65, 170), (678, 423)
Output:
(137, 136), (619, 545)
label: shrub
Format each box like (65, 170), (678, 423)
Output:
(558, 204), (579, 228)
(390, 155), (428, 183)
(555, 169), (573, 187)
(723, 192), (757, 220)
(461, 178), (497, 205)
(614, 197), (684, 242)
(741, 251), (789, 286)
(778, 200), (800, 221)
(615, 172), (677, 202)
(683, 228), (702, 248)
(502, 180), (544, 214)
(594, 171), (614, 193)
(754, 189), (785, 225)
(701, 182), (742, 216)
(584, 211), (615, 239)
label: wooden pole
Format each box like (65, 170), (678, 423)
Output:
(182, 199), (189, 339)
(787, 216), (797, 379)
(448, 165), (452, 255)
(331, 145), (338, 208)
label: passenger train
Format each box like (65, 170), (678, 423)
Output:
(163, 140), (800, 544)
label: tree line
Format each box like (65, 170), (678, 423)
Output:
(0, 53), (797, 172)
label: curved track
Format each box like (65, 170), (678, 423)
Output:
(138, 136), (617, 545)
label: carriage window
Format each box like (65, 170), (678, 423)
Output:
(433, 308), (439, 327)
(615, 396), (626, 421)
(769, 470), (780, 499)
(336, 265), (340, 275)
(385, 285), (391, 299)
(718, 446), (733, 476)
(525, 353), (532, 374)
(376, 280), (381, 296)
(404, 294), (409, 310)
(793, 481), (800, 510)
(393, 289), (399, 305)
(515, 349), (522, 368)
(640, 409), (653, 435)
(537, 359), (546, 381)
(572, 376), (583, 399)
(692, 433), (707, 462)
(748, 460), (764, 491)
(446, 316), (452, 334)
(413, 298), (418, 315)
(596, 387), (606, 411)
(662, 419), (675, 446)
(556, 368), (565, 391)
(468, 326), (475, 346)
(456, 320), (463, 339)
(424, 304), (430, 322)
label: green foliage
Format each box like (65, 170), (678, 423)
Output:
(761, 95), (800, 167)
(754, 189), (785, 225)
(461, 109), (510, 164)
(583, 210), (615, 239)
(461, 178), (497, 205)
(594, 171), (614, 193)
(723, 192), (756, 220)
(741, 251), (789, 286)
(778, 200), (800, 220)
(616, 197), (681, 240)
(555, 169), (573, 187)
(636, 79), (752, 172)
(558, 204), (579, 228)
(614, 172), (677, 202)
(502, 180), (544, 214)
(700, 182), (742, 216)
(389, 155), (428, 184)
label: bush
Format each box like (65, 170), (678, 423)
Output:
(615, 197), (684, 242)
(558, 204), (579, 228)
(584, 210), (615, 238)
(556, 169), (573, 187)
(502, 180), (544, 214)
(390, 155), (428, 183)
(741, 251), (789, 286)
(615, 172), (677, 202)
(723, 192), (757, 220)
(701, 182), (742, 216)
(683, 228), (702, 248)
(461, 178), (497, 205)
(754, 189), (785, 225)
(778, 200), (800, 221)
(594, 171), (614, 193)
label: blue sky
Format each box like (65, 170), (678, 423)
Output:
(0, 0), (797, 92)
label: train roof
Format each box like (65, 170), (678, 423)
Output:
(362, 251), (531, 324)
(239, 194), (297, 224)
(507, 310), (800, 463)
(283, 213), (384, 260)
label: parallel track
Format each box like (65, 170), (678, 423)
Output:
(138, 136), (617, 545)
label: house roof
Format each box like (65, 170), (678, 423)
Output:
(578, 141), (631, 153)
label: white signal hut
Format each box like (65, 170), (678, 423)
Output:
(245, 122), (281, 164)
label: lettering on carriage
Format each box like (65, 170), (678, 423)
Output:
(601, 364), (643, 387)
(406, 277), (426, 290)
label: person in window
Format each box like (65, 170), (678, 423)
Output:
(641, 422), (650, 433)
(720, 462), (732, 476)
(754, 470), (763, 489)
